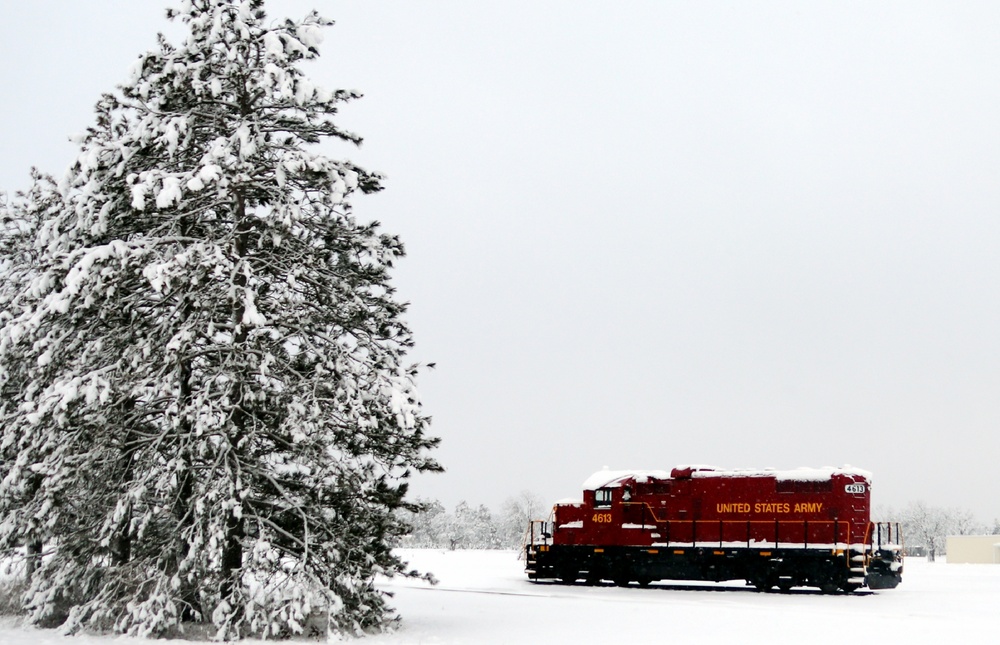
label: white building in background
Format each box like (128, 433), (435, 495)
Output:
(946, 536), (1000, 564)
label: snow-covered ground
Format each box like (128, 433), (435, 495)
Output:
(2, 549), (997, 643)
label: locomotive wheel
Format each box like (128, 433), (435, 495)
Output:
(751, 575), (773, 592)
(560, 569), (578, 585)
(611, 564), (632, 587)
(819, 582), (840, 594)
(637, 576), (652, 588)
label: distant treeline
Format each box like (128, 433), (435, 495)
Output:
(396, 491), (546, 550)
(396, 496), (999, 558)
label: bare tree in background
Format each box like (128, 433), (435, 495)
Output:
(899, 501), (982, 561)
(499, 491), (547, 549)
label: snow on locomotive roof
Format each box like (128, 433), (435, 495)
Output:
(581, 469), (671, 491)
(582, 465), (871, 490)
(689, 465), (873, 482)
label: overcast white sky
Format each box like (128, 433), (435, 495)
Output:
(2, 1), (999, 523)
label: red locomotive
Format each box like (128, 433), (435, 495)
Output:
(525, 466), (902, 593)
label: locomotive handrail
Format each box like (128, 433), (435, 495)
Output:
(865, 521), (904, 551)
(620, 501), (854, 549)
(526, 519), (552, 547)
(657, 519), (853, 548)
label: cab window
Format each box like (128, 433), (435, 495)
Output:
(594, 488), (613, 508)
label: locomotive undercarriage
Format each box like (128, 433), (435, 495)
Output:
(525, 543), (902, 593)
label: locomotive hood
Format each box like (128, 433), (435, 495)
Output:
(582, 465), (873, 491)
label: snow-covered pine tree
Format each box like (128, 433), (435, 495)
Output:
(0, 1), (439, 638)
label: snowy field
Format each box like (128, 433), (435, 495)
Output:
(1, 549), (997, 644)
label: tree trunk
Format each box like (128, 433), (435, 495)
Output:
(220, 191), (250, 602)
(25, 473), (43, 582)
(25, 539), (43, 582)
(173, 358), (201, 621)
(110, 399), (139, 566)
